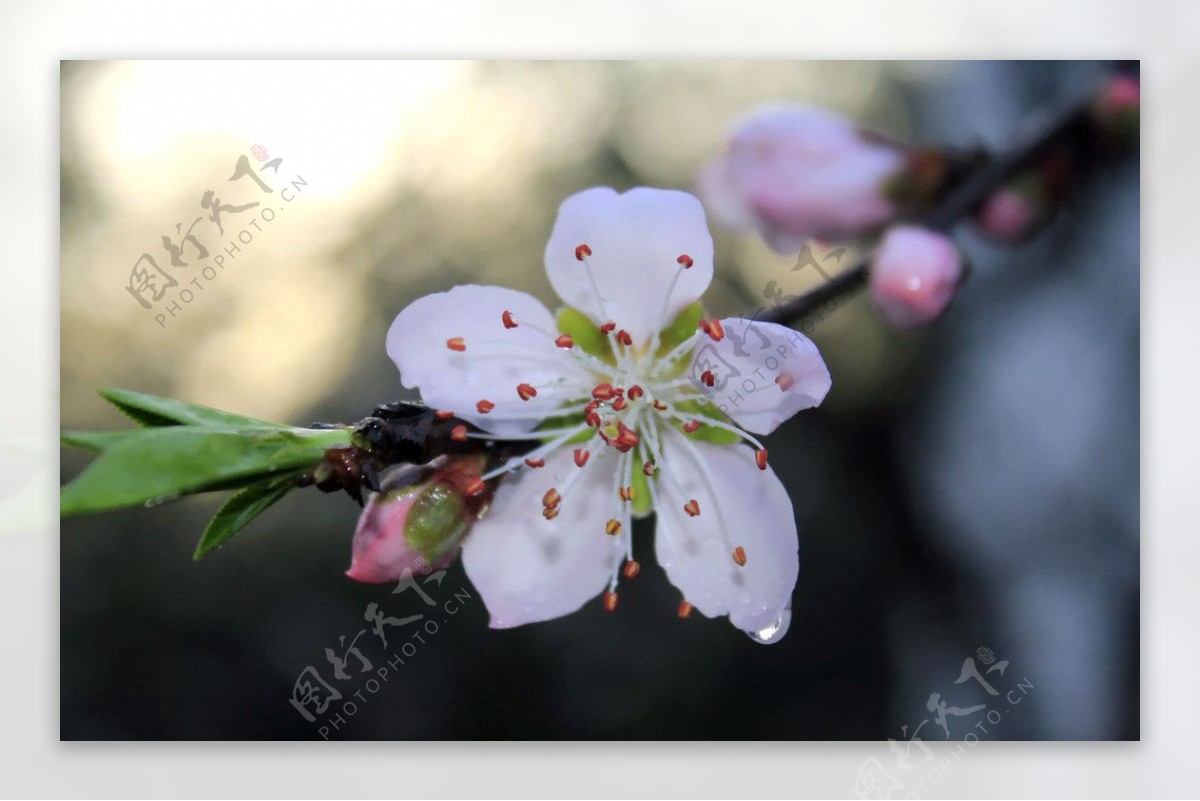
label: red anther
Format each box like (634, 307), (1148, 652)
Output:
(682, 420), (701, 434)
(543, 506), (560, 520)
(698, 318), (725, 342)
(445, 337), (466, 352)
(615, 422), (639, 450)
(575, 243), (592, 261)
(683, 499), (701, 517)
(732, 546), (747, 566)
(574, 448), (590, 468)
(776, 372), (795, 391)
(652, 399), (668, 411)
(542, 488), (562, 508)
(434, 409), (455, 420)
(476, 399), (495, 414)
(700, 370), (715, 387)
(603, 589), (618, 612)
(517, 383), (538, 401)
(677, 254), (694, 269)
(612, 396), (628, 412)
(605, 518), (622, 536)
(501, 310), (518, 329)
(464, 477), (486, 497)
(642, 460), (656, 477)
(677, 599), (693, 619)
(616, 329), (633, 347)
(592, 383), (616, 400)
(585, 409), (601, 428)
(627, 385), (644, 400)
(622, 560), (641, 579)
(450, 424), (468, 442)
(555, 333), (574, 349)
(524, 457), (545, 468)
(755, 449), (768, 470)
(600, 321), (616, 335)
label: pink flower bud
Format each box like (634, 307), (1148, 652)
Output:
(1095, 74), (1140, 119)
(346, 455), (485, 584)
(975, 187), (1035, 241)
(697, 105), (908, 252)
(869, 225), (963, 328)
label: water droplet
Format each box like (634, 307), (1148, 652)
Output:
(746, 607), (791, 645)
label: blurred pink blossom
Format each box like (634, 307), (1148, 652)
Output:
(697, 105), (907, 252)
(869, 225), (963, 328)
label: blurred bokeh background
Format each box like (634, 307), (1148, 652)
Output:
(60, 60), (1138, 740)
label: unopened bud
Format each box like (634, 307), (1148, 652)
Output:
(345, 455), (485, 584)
(869, 225), (963, 328)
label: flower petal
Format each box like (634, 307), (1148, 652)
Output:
(544, 187), (714, 347)
(651, 428), (798, 635)
(461, 444), (623, 628)
(688, 317), (831, 435)
(387, 285), (592, 435)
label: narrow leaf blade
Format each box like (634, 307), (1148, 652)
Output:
(193, 474), (298, 560)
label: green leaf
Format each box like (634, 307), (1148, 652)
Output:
(61, 425), (352, 516)
(99, 387), (287, 429)
(193, 473), (299, 560)
(61, 430), (141, 452)
(555, 307), (612, 363)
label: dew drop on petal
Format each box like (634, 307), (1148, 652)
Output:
(745, 606), (792, 645)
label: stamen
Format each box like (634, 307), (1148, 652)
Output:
(683, 499), (701, 517)
(755, 449), (768, 470)
(652, 399), (668, 411)
(605, 518), (622, 536)
(627, 385), (644, 400)
(698, 318), (725, 342)
(574, 448), (590, 468)
(524, 457), (545, 468)
(600, 321), (616, 335)
(592, 383), (617, 401)
(776, 373), (795, 391)
(543, 506), (560, 520)
(642, 460), (656, 477)
(434, 409), (455, 420)
(450, 425), (468, 442)
(622, 560), (640, 579)
(501, 310), (518, 329)
(554, 333), (574, 349)
(603, 589), (618, 612)
(682, 420), (700, 433)
(464, 477), (486, 497)
(614, 422), (639, 451)
(446, 337), (466, 352)
(542, 488), (562, 509)
(575, 244), (592, 261)
(617, 485), (635, 502)
(612, 396), (628, 411)
(732, 546), (747, 566)
(700, 370), (715, 387)
(475, 399), (495, 414)
(615, 329), (633, 347)
(677, 254), (694, 269)
(516, 383), (538, 401)
(677, 599), (693, 619)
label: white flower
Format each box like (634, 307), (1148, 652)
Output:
(386, 187), (831, 642)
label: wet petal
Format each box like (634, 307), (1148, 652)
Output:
(462, 445), (623, 628)
(652, 428), (798, 635)
(544, 187), (714, 347)
(387, 284), (592, 435)
(689, 317), (831, 435)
